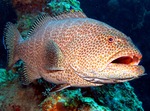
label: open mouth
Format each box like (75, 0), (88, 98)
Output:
(110, 55), (141, 65)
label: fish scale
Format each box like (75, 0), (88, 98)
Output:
(3, 11), (145, 92)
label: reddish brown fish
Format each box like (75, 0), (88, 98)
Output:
(4, 12), (145, 92)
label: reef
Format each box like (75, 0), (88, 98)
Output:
(79, 0), (150, 110)
(0, 68), (144, 111)
(40, 89), (110, 111)
(0, 0), (146, 110)
(12, 0), (82, 38)
(12, 0), (46, 14)
(0, 69), (44, 111)
(47, 0), (82, 14)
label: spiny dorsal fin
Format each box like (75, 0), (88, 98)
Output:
(27, 11), (87, 38)
(3, 22), (21, 70)
(51, 11), (87, 20)
(26, 14), (51, 39)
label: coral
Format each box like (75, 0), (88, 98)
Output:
(0, 0), (145, 110)
(47, 0), (82, 14)
(84, 82), (144, 111)
(12, 0), (46, 14)
(0, 73), (45, 111)
(12, 0), (82, 37)
(40, 82), (144, 111)
(40, 89), (110, 111)
(0, 68), (144, 111)
(16, 14), (36, 38)
(11, 0), (48, 38)
(0, 68), (18, 86)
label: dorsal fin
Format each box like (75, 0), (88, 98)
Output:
(27, 11), (87, 38)
(26, 14), (51, 39)
(52, 11), (87, 20)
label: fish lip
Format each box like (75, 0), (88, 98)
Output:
(108, 51), (142, 66)
(100, 51), (145, 80)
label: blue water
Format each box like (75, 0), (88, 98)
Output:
(79, 0), (150, 110)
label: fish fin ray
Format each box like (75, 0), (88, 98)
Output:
(27, 11), (87, 38)
(50, 83), (70, 93)
(3, 22), (21, 70)
(45, 40), (64, 71)
(27, 14), (51, 39)
(19, 62), (41, 85)
(51, 11), (87, 20)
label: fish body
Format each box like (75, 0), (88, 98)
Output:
(4, 12), (145, 91)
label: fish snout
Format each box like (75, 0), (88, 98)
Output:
(98, 47), (145, 82)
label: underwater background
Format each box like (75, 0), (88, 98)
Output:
(0, 0), (150, 111)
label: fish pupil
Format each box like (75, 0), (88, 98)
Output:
(108, 37), (113, 42)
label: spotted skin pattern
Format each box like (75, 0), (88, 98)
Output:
(5, 12), (144, 88)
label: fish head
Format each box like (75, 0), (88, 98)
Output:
(69, 20), (145, 84)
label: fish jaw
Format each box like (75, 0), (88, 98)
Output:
(102, 55), (145, 83)
(102, 63), (145, 79)
(105, 49), (144, 76)
(71, 49), (145, 84)
(73, 64), (145, 84)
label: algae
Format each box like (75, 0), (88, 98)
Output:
(47, 0), (82, 14)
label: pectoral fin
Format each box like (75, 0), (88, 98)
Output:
(45, 40), (64, 71)
(50, 83), (70, 93)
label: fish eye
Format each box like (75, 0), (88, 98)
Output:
(108, 37), (114, 43)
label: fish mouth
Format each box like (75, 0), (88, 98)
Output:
(71, 51), (145, 85)
(109, 49), (142, 65)
(106, 51), (145, 78)
(82, 53), (145, 84)
(110, 55), (141, 65)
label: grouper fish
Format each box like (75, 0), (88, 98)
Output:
(4, 11), (145, 92)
